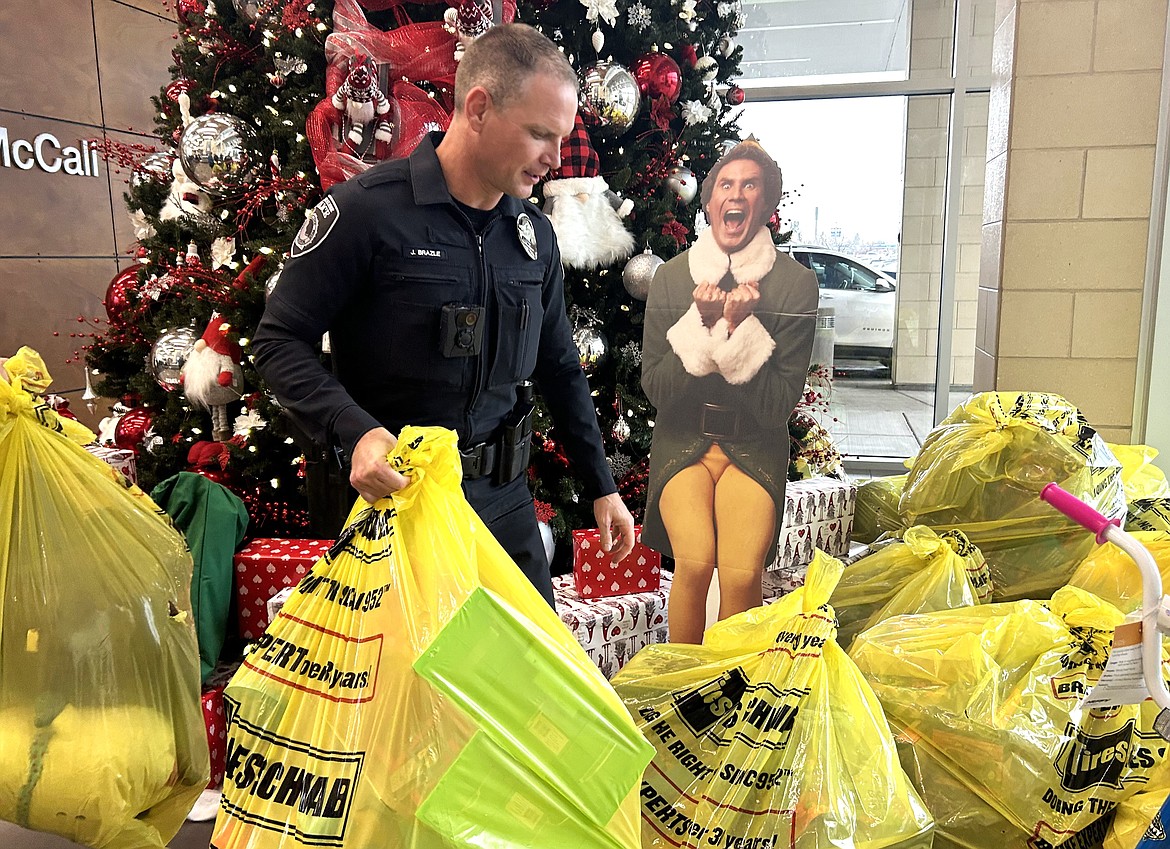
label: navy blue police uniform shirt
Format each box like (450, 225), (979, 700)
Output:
(252, 132), (616, 501)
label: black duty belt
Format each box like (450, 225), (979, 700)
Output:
(699, 403), (745, 440)
(460, 440), (500, 481)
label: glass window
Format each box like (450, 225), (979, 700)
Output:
(737, 0), (911, 86)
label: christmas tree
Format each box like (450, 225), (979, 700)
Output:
(85, 0), (749, 541)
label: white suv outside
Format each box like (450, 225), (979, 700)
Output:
(781, 245), (896, 367)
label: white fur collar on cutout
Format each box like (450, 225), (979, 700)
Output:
(686, 226), (777, 288)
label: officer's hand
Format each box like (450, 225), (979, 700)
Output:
(723, 281), (761, 331)
(350, 427), (409, 504)
(593, 493), (636, 565)
(693, 283), (727, 328)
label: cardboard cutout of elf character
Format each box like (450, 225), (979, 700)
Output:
(640, 139), (819, 644)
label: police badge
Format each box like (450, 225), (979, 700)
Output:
(516, 212), (538, 260)
(291, 196), (340, 257)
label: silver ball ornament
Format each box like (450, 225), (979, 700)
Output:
(231, 0), (265, 22)
(718, 35), (737, 58)
(573, 326), (608, 375)
(149, 324), (200, 391)
(718, 138), (739, 158)
(132, 151), (175, 187)
(578, 61), (641, 137)
(665, 164), (698, 204)
(622, 248), (664, 300)
(179, 113), (258, 195)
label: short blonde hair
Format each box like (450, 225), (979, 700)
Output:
(454, 23), (577, 111)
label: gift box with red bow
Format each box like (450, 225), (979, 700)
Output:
(233, 538), (332, 639)
(571, 525), (662, 598)
(553, 572), (671, 678)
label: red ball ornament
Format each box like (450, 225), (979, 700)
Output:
(176, 0), (206, 23)
(725, 85), (746, 106)
(104, 267), (139, 326)
(166, 78), (194, 102)
(632, 53), (683, 104)
(114, 407), (153, 451)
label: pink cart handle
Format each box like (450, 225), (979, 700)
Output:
(1040, 483), (1120, 544)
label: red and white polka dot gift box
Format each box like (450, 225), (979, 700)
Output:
(233, 538), (333, 639)
(571, 525), (661, 599)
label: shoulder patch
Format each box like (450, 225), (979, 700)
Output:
(291, 196), (340, 258)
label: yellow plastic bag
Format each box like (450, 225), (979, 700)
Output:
(891, 721), (1122, 849)
(900, 392), (1125, 600)
(211, 426), (651, 849)
(830, 526), (992, 648)
(852, 474), (907, 544)
(1105, 772), (1170, 849)
(1069, 533), (1170, 615)
(1128, 500), (1170, 535)
(851, 586), (1170, 849)
(1109, 444), (1170, 503)
(0, 347), (207, 848)
(611, 551), (934, 849)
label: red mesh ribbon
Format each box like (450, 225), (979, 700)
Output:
(308, 0), (460, 189)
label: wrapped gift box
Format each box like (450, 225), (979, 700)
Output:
(233, 538), (332, 639)
(571, 525), (662, 598)
(200, 661), (240, 789)
(554, 572), (671, 678)
(83, 443), (138, 485)
(765, 477), (857, 596)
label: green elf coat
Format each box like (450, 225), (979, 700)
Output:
(640, 226), (819, 560)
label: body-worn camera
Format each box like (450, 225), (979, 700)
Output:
(440, 303), (484, 357)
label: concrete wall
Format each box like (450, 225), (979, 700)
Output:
(977, 0), (1167, 441)
(0, 0), (174, 425)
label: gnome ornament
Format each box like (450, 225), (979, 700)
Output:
(331, 57), (393, 149)
(542, 114), (635, 269)
(159, 155), (214, 223)
(180, 313), (244, 442)
(444, 0), (493, 61)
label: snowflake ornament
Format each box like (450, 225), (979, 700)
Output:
(626, 2), (651, 30)
(681, 100), (713, 125)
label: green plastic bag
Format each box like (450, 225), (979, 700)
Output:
(900, 392), (1125, 601)
(612, 551), (934, 849)
(830, 526), (992, 648)
(0, 348), (207, 848)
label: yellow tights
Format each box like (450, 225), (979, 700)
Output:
(660, 444), (776, 644)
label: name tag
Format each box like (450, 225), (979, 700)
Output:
(407, 247), (446, 259)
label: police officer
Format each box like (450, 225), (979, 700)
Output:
(252, 23), (636, 606)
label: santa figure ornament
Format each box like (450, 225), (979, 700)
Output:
(331, 57), (393, 149)
(181, 313), (244, 442)
(542, 114), (635, 270)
